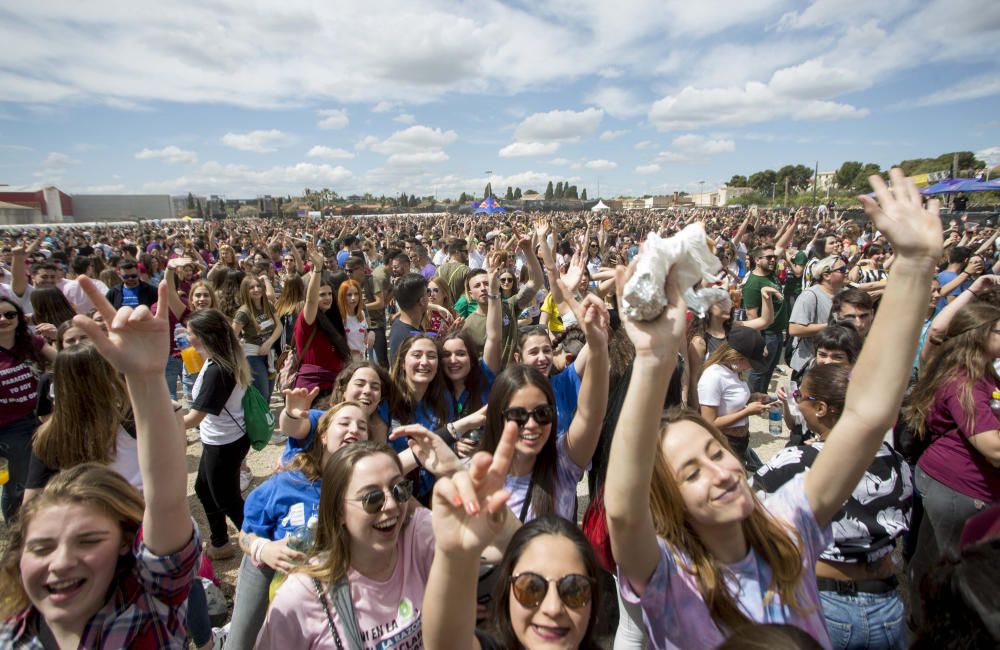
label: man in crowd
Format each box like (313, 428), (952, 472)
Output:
(742, 245), (788, 394)
(106, 259), (157, 309)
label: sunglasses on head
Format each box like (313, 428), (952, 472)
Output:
(503, 404), (555, 427)
(511, 572), (595, 609)
(347, 479), (413, 514)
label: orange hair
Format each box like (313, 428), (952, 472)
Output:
(337, 279), (364, 320)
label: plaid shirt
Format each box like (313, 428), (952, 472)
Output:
(0, 523), (201, 649)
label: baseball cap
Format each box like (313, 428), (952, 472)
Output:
(727, 327), (770, 374)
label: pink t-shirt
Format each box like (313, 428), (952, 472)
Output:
(618, 474), (833, 650)
(257, 507), (435, 649)
(919, 374), (1000, 502)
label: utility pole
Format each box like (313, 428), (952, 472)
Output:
(784, 176), (789, 208)
(812, 160), (819, 206)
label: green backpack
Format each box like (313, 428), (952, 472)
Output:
(239, 385), (275, 451)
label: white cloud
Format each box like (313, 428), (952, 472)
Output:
(317, 108), (349, 129)
(600, 129), (628, 141)
(634, 140), (654, 150)
(394, 113), (416, 124)
(671, 134), (736, 155)
(514, 108), (603, 143)
(768, 59), (870, 100)
(499, 141), (559, 157)
(386, 151), (449, 166)
(635, 163), (661, 174)
(78, 183), (127, 193)
(368, 125), (457, 155)
(587, 87), (645, 118)
(655, 151), (689, 163)
(42, 152), (80, 167)
(306, 145), (355, 159)
(978, 146), (1000, 168)
(146, 161), (352, 195)
(372, 101), (395, 113)
(584, 159), (617, 170)
(221, 129), (291, 153)
(134, 145), (198, 164)
(547, 157), (570, 165)
(911, 74), (1000, 107)
(354, 135), (381, 151)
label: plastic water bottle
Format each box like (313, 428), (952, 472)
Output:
(174, 324), (204, 374)
(173, 324), (189, 350)
(768, 401), (783, 436)
(991, 391), (1000, 417)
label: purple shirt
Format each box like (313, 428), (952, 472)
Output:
(618, 474), (833, 650)
(919, 374), (1000, 502)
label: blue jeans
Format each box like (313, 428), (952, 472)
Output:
(165, 355), (183, 401)
(182, 366), (196, 401)
(246, 355), (272, 402)
(0, 415), (38, 522)
(225, 555), (276, 650)
(187, 577), (212, 647)
(749, 331), (784, 394)
(819, 589), (906, 650)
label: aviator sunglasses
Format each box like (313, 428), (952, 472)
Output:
(347, 479), (414, 514)
(510, 572), (595, 609)
(502, 404), (556, 427)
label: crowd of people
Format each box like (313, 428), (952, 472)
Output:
(0, 169), (997, 649)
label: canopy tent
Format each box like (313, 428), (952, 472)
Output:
(920, 177), (1000, 194)
(474, 195), (508, 214)
(591, 200), (610, 212)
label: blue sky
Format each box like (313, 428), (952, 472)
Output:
(1, 0), (998, 200)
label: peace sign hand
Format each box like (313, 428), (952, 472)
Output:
(72, 276), (170, 378)
(430, 416), (517, 555)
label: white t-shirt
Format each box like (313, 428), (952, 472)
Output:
(111, 426), (143, 491)
(344, 313), (368, 356)
(191, 359), (247, 446)
(697, 363), (750, 428)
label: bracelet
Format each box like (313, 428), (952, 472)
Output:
(436, 424), (458, 447)
(488, 293), (500, 300)
(250, 538), (267, 566)
(966, 288), (980, 298)
(283, 409), (300, 420)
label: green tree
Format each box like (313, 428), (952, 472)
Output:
(186, 192), (195, 209)
(483, 182), (492, 199)
(835, 162), (863, 190)
(565, 185), (578, 199)
(196, 200), (204, 219)
(459, 191), (468, 203)
(505, 186), (514, 201)
(748, 170), (777, 193)
(409, 194), (417, 206)
(851, 163), (883, 192)
(581, 188), (588, 201)
(545, 181), (554, 200)
(554, 181), (563, 199)
(728, 175), (748, 187)
(514, 187), (522, 199)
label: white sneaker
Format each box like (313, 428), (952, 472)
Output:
(239, 468), (253, 493)
(211, 623), (230, 650)
(270, 432), (288, 445)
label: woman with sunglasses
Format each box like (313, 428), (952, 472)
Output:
(0, 298), (56, 522)
(604, 169), (940, 649)
(755, 363), (912, 650)
(481, 285), (609, 523)
(425, 508), (602, 650)
(256, 437), (516, 649)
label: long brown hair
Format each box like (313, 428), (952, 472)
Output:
(298, 441), (402, 585)
(33, 344), (128, 468)
(649, 408), (810, 633)
(237, 276), (276, 335)
(29, 287), (76, 329)
(388, 334), (451, 428)
(274, 275), (305, 317)
(187, 308), (252, 387)
(0, 464), (144, 618)
(906, 303), (1000, 438)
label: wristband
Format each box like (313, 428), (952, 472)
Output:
(488, 293), (500, 300)
(436, 423), (458, 447)
(250, 538), (267, 567)
(283, 409), (300, 420)
(966, 288), (980, 298)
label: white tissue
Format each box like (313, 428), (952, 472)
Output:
(621, 223), (723, 321)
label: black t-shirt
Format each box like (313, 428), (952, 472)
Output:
(34, 373), (54, 419)
(192, 361), (237, 416)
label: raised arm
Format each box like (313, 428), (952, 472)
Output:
(921, 274), (1000, 362)
(482, 253), (503, 374)
(73, 278), (192, 555)
(741, 286), (778, 330)
(806, 169), (941, 527)
(10, 245), (27, 298)
(302, 250), (324, 325)
(605, 267), (687, 595)
(560, 289), (610, 468)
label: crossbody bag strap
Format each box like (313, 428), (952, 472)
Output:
(300, 323), (318, 357)
(331, 577), (365, 650)
(313, 578), (345, 650)
(518, 474), (535, 523)
(222, 405), (247, 436)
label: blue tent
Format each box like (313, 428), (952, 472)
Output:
(474, 195), (508, 214)
(921, 177), (1000, 194)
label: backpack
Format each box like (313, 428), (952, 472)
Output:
(275, 325), (316, 393)
(225, 385), (275, 451)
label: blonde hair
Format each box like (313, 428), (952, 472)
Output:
(0, 464), (144, 618)
(33, 344), (129, 468)
(285, 401), (368, 482)
(649, 408), (811, 633)
(704, 343), (747, 371)
(187, 308), (252, 387)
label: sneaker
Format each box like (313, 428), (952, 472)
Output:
(211, 623), (230, 650)
(270, 431), (288, 445)
(205, 542), (236, 561)
(240, 467), (253, 493)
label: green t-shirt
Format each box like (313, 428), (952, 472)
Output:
(462, 297), (518, 365)
(453, 294), (478, 319)
(742, 272), (788, 334)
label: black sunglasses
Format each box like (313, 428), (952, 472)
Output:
(500, 277), (515, 284)
(511, 572), (595, 609)
(758, 254), (776, 261)
(0, 310), (19, 320)
(347, 479), (414, 514)
(503, 404), (555, 427)
(121, 273), (139, 280)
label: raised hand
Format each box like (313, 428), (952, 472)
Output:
(614, 263), (687, 359)
(560, 284), (608, 348)
(390, 424), (463, 478)
(430, 418), (517, 554)
(72, 276), (170, 377)
(533, 217), (550, 242)
(859, 168), (942, 262)
(283, 386), (319, 418)
(562, 251), (585, 291)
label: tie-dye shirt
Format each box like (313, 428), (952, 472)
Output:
(618, 474), (833, 650)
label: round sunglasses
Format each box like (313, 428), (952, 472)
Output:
(502, 404), (555, 427)
(511, 572), (595, 609)
(346, 479), (414, 514)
